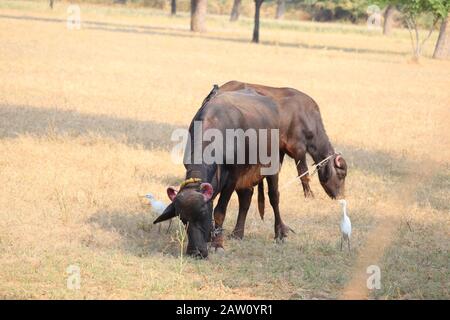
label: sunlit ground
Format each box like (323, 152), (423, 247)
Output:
(0, 0), (449, 299)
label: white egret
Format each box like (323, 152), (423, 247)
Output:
(338, 199), (352, 251)
(144, 193), (172, 233)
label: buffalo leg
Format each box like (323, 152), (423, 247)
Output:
(266, 174), (290, 242)
(211, 182), (235, 250)
(231, 188), (254, 239)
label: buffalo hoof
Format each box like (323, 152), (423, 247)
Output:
(214, 247), (225, 255)
(230, 229), (244, 240)
(209, 244), (225, 255)
(210, 237), (225, 255)
(187, 249), (208, 259)
(275, 223), (290, 243)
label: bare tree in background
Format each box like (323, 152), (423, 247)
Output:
(405, 14), (439, 60)
(171, 0), (177, 16)
(49, 0), (54, 9)
(252, 0), (264, 43)
(383, 5), (395, 35)
(433, 13), (450, 59)
(275, 0), (285, 20)
(381, 0), (448, 60)
(230, 0), (242, 22)
(191, 0), (207, 32)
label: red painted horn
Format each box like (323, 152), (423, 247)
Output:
(334, 155), (342, 168)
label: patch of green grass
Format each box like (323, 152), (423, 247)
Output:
(415, 170), (450, 212)
(373, 220), (449, 300)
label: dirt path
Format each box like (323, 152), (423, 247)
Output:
(340, 162), (439, 300)
(340, 214), (398, 299)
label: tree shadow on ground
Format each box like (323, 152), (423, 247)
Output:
(0, 14), (408, 57)
(0, 104), (426, 178)
(336, 144), (450, 212)
(3, 104), (447, 220)
(336, 144), (413, 179)
(0, 104), (182, 151)
(2, 103), (447, 262)
(88, 208), (180, 257)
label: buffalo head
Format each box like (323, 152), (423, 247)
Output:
(318, 154), (347, 199)
(153, 179), (214, 258)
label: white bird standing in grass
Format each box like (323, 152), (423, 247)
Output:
(338, 199), (352, 251)
(144, 193), (172, 233)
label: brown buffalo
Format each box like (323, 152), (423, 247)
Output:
(154, 82), (347, 258)
(219, 81), (347, 200)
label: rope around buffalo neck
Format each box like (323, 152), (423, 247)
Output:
(280, 152), (340, 191)
(296, 152), (339, 179)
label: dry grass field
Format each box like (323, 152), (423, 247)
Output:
(0, 0), (449, 299)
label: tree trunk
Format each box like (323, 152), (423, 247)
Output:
(383, 5), (395, 36)
(171, 0), (176, 16)
(230, 0), (241, 22)
(406, 15), (439, 61)
(49, 0), (54, 9)
(275, 0), (285, 20)
(433, 15), (450, 59)
(191, 0), (207, 32)
(252, 0), (264, 43)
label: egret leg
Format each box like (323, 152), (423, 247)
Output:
(348, 238), (351, 251)
(340, 237), (343, 251)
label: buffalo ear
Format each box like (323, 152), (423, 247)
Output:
(200, 183), (213, 202)
(335, 156), (347, 172)
(153, 202), (177, 224)
(334, 155), (342, 168)
(167, 186), (178, 202)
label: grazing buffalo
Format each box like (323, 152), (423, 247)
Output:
(218, 81), (347, 200)
(154, 82), (347, 258)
